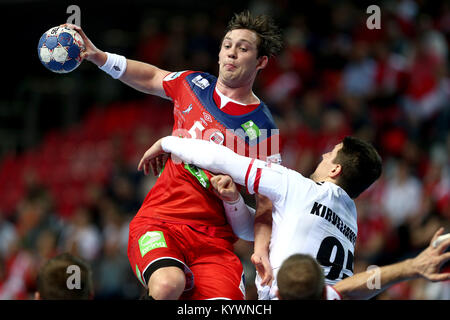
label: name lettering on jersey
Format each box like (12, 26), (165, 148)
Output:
(192, 75), (210, 89)
(310, 202), (356, 246)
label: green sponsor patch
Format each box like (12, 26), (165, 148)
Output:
(158, 162), (166, 177)
(135, 264), (146, 287)
(138, 231), (167, 257)
(241, 120), (261, 140)
(184, 163), (210, 188)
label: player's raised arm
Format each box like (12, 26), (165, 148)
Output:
(63, 23), (170, 99)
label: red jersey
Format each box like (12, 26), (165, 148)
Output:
(133, 71), (280, 241)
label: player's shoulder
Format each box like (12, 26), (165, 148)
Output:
(163, 70), (193, 82)
(310, 181), (346, 202)
(252, 100), (278, 130)
(163, 71), (217, 90)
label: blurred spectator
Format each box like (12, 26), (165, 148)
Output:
(382, 159), (422, 229)
(0, 216), (17, 260)
(355, 196), (389, 265)
(0, 239), (34, 300)
(0, 0), (449, 300)
(137, 17), (168, 66)
(341, 41), (376, 98)
(61, 207), (102, 262)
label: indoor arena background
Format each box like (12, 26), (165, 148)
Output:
(0, 0), (449, 300)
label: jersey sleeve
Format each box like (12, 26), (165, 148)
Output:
(161, 71), (191, 100)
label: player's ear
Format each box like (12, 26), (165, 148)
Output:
(34, 291), (41, 300)
(330, 164), (342, 179)
(256, 55), (268, 71)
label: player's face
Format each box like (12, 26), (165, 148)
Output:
(218, 29), (267, 87)
(310, 143), (343, 182)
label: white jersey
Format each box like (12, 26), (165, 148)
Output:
(161, 137), (358, 300)
(248, 161), (358, 299)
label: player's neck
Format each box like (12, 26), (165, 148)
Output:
(311, 176), (337, 186)
(216, 79), (259, 105)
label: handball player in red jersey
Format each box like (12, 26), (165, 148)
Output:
(63, 11), (283, 299)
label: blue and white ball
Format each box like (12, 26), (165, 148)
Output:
(38, 26), (85, 73)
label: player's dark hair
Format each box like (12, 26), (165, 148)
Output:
(37, 252), (93, 300)
(333, 136), (382, 199)
(277, 254), (324, 300)
(225, 10), (283, 58)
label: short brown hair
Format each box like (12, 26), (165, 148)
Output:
(334, 136), (382, 199)
(37, 253), (93, 300)
(277, 254), (325, 300)
(225, 10), (283, 58)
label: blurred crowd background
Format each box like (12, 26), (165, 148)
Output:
(0, 0), (449, 299)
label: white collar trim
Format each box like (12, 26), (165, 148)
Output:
(215, 87), (260, 109)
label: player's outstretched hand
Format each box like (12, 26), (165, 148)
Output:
(152, 153), (169, 176)
(211, 175), (240, 203)
(138, 138), (167, 176)
(251, 252), (273, 286)
(61, 23), (107, 67)
(410, 227), (450, 282)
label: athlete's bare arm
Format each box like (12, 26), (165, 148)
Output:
(252, 197), (274, 286)
(63, 24), (170, 99)
(334, 227), (450, 300)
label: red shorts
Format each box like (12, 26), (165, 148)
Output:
(128, 218), (245, 300)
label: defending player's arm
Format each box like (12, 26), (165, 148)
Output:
(252, 200), (274, 286)
(64, 24), (170, 99)
(211, 174), (273, 284)
(138, 136), (287, 204)
(333, 227), (450, 300)
(211, 175), (255, 242)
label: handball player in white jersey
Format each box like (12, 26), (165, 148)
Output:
(138, 135), (383, 299)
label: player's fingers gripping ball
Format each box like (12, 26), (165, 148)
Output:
(433, 233), (450, 273)
(38, 26), (85, 73)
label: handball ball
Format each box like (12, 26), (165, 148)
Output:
(38, 26), (85, 73)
